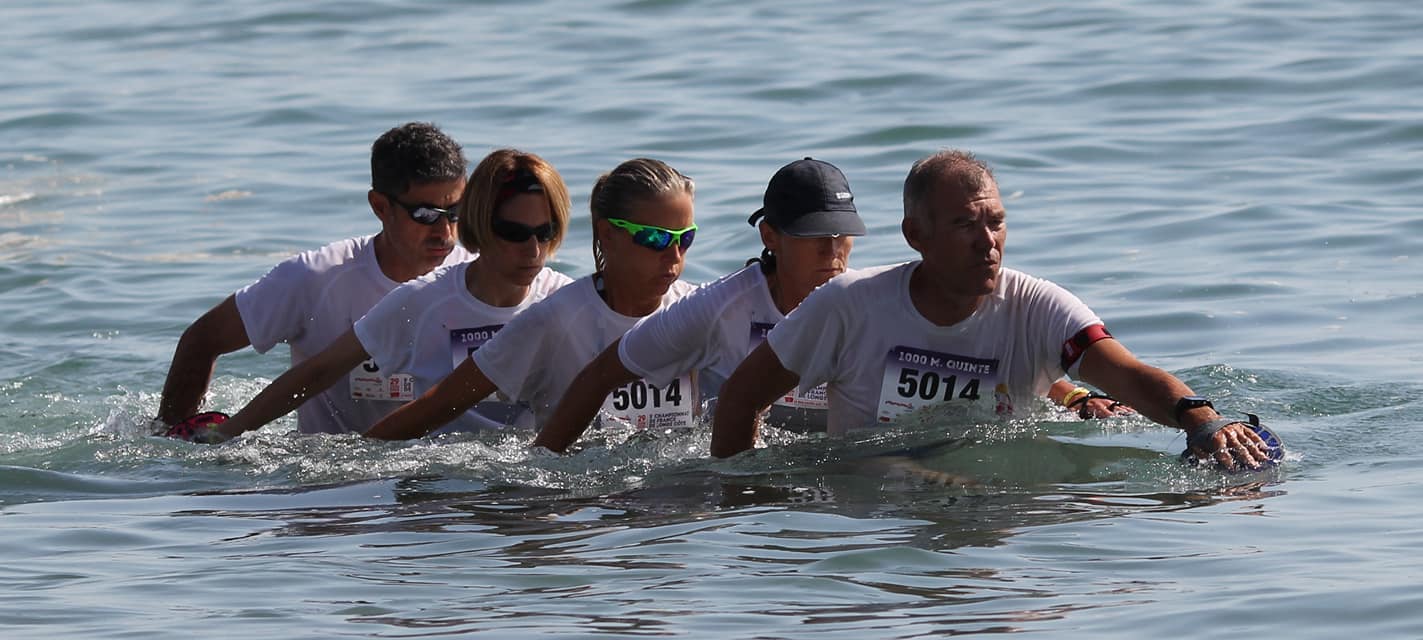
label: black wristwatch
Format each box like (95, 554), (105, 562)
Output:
(1172, 395), (1214, 426)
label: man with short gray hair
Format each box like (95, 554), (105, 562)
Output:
(712, 149), (1273, 471)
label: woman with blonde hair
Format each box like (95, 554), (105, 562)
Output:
(365, 158), (700, 440)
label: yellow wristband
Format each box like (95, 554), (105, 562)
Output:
(1061, 387), (1091, 408)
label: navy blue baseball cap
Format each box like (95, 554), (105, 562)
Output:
(747, 158), (866, 237)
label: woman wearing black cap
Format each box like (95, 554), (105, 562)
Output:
(534, 158), (867, 452)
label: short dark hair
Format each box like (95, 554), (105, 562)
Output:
(903, 149), (995, 222)
(370, 122), (467, 195)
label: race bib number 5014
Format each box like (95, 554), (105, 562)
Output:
(876, 346), (999, 422)
(600, 375), (695, 430)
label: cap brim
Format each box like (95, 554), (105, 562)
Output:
(776, 209), (867, 237)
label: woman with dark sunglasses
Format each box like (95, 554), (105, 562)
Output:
(171, 149), (574, 443)
(364, 158), (700, 440)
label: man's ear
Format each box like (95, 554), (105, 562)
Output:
(902, 216), (923, 253)
(368, 189), (390, 223)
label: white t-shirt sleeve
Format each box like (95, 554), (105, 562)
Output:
(234, 255), (316, 354)
(351, 277), (425, 373)
(472, 302), (554, 403)
(618, 281), (724, 388)
(766, 280), (851, 394)
(1022, 277), (1103, 379)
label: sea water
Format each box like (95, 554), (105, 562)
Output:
(3, 1), (1422, 637)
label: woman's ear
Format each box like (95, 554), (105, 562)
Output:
(593, 217), (612, 245)
(757, 221), (780, 255)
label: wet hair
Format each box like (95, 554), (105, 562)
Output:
(751, 246), (778, 273)
(457, 149), (570, 255)
(902, 149), (996, 223)
(588, 158), (694, 272)
(370, 122), (467, 195)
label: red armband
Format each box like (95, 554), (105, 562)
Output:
(1060, 324), (1113, 371)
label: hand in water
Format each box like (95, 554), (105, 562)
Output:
(1078, 395), (1134, 419)
(1185, 415), (1282, 472)
(1065, 391), (1134, 419)
(163, 411), (232, 445)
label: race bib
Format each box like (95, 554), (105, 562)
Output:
(449, 324), (502, 369)
(751, 321), (828, 410)
(349, 359), (416, 402)
(876, 346), (999, 422)
(599, 375), (695, 430)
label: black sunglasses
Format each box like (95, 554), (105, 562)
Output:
(490, 216), (555, 243)
(383, 192), (458, 225)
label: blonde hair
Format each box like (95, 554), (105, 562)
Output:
(589, 158), (694, 272)
(457, 149), (570, 255)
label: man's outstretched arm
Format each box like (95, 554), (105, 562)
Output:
(157, 295), (252, 425)
(1077, 338), (1268, 469)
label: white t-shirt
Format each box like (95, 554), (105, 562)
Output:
(768, 262), (1103, 435)
(235, 234), (473, 434)
(353, 261), (572, 435)
(473, 275), (699, 428)
(618, 263), (828, 431)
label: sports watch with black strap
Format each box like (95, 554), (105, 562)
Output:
(1172, 395), (1214, 427)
